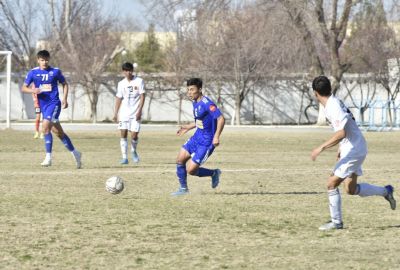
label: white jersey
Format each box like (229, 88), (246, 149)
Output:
(116, 76), (145, 121)
(324, 95), (367, 158)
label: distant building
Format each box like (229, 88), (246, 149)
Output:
(120, 32), (176, 51)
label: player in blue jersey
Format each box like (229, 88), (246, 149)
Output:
(171, 78), (225, 196)
(21, 50), (82, 168)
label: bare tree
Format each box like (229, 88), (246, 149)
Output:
(47, 0), (124, 122)
(0, 0), (43, 71)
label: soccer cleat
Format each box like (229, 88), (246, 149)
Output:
(171, 187), (189, 196)
(120, 158), (128, 165)
(41, 158), (52, 167)
(384, 185), (396, 210)
(211, 169), (221, 188)
(34, 132), (39, 139)
(132, 151), (140, 163)
(39, 133), (44, 139)
(318, 221), (343, 231)
(74, 151), (82, 169)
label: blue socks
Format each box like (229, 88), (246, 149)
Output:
(196, 168), (214, 177)
(61, 134), (75, 151)
(44, 133), (53, 153)
(176, 164), (188, 189)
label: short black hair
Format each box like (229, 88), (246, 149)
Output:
(37, 50), (50, 59)
(122, 62), (134, 71)
(187, 78), (202, 89)
(312, 76), (332, 96)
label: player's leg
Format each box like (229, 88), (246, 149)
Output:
(34, 108), (41, 139)
(52, 122), (82, 168)
(171, 148), (191, 196)
(341, 155), (396, 209)
(41, 118), (53, 166)
(187, 145), (221, 189)
(345, 175), (396, 210)
(119, 127), (129, 164)
(319, 174), (344, 231)
(130, 119), (140, 163)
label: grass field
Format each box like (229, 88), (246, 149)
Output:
(0, 127), (399, 269)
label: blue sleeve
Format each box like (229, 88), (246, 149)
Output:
(57, 70), (66, 84)
(24, 70), (33, 86)
(206, 102), (222, 119)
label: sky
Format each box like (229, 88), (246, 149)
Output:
(102, 0), (149, 30)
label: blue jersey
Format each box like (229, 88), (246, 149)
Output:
(24, 66), (66, 106)
(192, 96), (222, 145)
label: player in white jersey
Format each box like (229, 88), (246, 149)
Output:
(113, 62), (145, 164)
(311, 76), (396, 231)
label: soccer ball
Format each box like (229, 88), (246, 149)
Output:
(105, 176), (124, 194)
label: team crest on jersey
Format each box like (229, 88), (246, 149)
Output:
(127, 86), (133, 92)
(49, 71), (54, 76)
(134, 86), (138, 90)
(209, 105), (216, 112)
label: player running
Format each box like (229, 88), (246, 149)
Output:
(22, 50), (81, 168)
(172, 78), (225, 196)
(113, 62), (145, 164)
(311, 75), (396, 231)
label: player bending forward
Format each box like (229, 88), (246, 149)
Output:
(172, 78), (225, 196)
(311, 75), (396, 231)
(22, 50), (81, 168)
(113, 62), (145, 164)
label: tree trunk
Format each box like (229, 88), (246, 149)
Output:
(234, 94), (241, 125)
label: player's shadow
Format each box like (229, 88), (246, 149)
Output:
(217, 191), (323, 196)
(376, 224), (400, 229)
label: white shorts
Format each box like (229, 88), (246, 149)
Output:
(333, 154), (366, 179)
(118, 119), (141, 132)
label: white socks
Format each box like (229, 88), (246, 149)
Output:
(131, 139), (138, 153)
(45, 152), (52, 160)
(357, 183), (387, 197)
(328, 188), (342, 224)
(120, 138), (128, 159)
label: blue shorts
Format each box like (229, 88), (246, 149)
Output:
(41, 101), (61, 123)
(183, 136), (215, 165)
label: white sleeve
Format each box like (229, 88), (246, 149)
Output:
(116, 82), (123, 98)
(139, 79), (145, 94)
(330, 103), (348, 132)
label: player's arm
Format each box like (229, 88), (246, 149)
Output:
(22, 83), (41, 94)
(311, 129), (346, 161)
(61, 82), (69, 109)
(113, 97), (122, 122)
(177, 122), (196, 136)
(136, 93), (145, 121)
(212, 115), (225, 146)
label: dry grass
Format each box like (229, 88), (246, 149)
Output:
(0, 128), (399, 269)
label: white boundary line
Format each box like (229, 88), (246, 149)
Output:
(1, 167), (399, 176)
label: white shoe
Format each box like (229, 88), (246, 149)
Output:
(41, 158), (52, 167)
(74, 151), (82, 169)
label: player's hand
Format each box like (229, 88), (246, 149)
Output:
(176, 126), (188, 136)
(336, 151), (341, 161)
(311, 147), (323, 161)
(33, 88), (41, 94)
(212, 136), (220, 147)
(136, 112), (142, 121)
(112, 115), (118, 123)
(62, 100), (68, 109)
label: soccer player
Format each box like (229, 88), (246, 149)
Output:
(22, 50), (82, 168)
(113, 62), (145, 164)
(311, 75), (396, 231)
(32, 92), (43, 139)
(171, 78), (225, 196)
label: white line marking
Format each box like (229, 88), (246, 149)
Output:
(0, 168), (399, 176)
